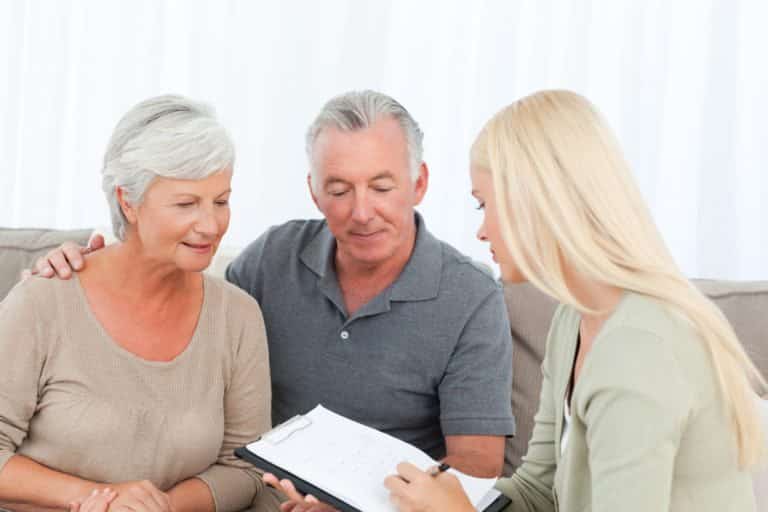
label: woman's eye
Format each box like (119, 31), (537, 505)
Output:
(177, 202), (195, 208)
(329, 190), (348, 197)
(216, 200), (229, 206)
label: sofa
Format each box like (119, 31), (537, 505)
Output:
(2, 227), (767, 503)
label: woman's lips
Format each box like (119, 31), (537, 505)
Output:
(182, 242), (213, 253)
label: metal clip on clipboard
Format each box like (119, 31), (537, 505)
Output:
(260, 414), (313, 444)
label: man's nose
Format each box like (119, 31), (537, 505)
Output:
(351, 191), (374, 223)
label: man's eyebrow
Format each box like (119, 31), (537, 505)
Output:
(323, 177), (349, 186)
(370, 171), (395, 181)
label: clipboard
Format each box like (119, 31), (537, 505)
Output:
(237, 447), (511, 512)
(236, 446), (363, 512)
(236, 406), (512, 512)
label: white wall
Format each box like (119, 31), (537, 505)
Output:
(1, 0), (766, 279)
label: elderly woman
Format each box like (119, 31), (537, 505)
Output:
(0, 96), (278, 511)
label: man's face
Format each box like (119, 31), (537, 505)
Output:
(309, 116), (428, 270)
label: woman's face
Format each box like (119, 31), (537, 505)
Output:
(470, 165), (526, 283)
(124, 169), (232, 273)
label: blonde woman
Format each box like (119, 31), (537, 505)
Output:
(383, 90), (766, 511)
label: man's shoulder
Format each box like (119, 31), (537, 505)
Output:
(242, 218), (327, 257)
(433, 237), (500, 293)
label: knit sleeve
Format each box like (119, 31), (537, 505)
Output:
(0, 281), (49, 473)
(195, 294), (276, 511)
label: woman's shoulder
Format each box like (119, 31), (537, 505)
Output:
(544, 302), (580, 350)
(2, 274), (78, 312)
(202, 273), (263, 317)
(602, 292), (703, 356)
(0, 276), (81, 352)
(200, 274), (268, 359)
(583, 293), (711, 399)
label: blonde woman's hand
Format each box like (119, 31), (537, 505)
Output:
(69, 488), (117, 512)
(383, 462), (475, 512)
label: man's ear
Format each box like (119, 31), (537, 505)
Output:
(413, 162), (429, 206)
(307, 173), (320, 209)
(117, 187), (138, 224)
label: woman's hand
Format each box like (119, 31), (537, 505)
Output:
(383, 462), (475, 512)
(69, 488), (117, 512)
(262, 473), (338, 512)
(101, 480), (173, 512)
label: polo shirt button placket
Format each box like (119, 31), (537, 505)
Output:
(340, 330), (350, 341)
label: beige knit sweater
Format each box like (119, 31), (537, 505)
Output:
(0, 274), (276, 511)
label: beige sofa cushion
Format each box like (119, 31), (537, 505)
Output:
(503, 279), (768, 475)
(0, 228), (93, 301)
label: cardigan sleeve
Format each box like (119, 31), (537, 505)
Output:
(195, 299), (277, 511)
(495, 307), (564, 512)
(575, 326), (691, 512)
(0, 282), (48, 474)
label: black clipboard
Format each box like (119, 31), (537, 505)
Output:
(235, 446), (511, 512)
(236, 447), (362, 511)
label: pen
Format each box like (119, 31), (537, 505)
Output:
(430, 462), (451, 477)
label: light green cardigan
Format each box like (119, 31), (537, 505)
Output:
(496, 292), (755, 511)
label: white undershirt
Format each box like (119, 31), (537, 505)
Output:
(561, 391), (572, 456)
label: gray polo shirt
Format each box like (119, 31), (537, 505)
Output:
(226, 213), (515, 458)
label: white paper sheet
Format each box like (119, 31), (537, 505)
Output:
(246, 405), (499, 512)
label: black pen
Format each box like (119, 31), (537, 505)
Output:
(430, 462), (451, 477)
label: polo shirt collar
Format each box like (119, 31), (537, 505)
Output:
(389, 212), (442, 302)
(299, 212), (442, 305)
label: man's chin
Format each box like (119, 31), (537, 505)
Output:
(340, 246), (394, 268)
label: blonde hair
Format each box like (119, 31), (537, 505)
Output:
(471, 89), (766, 467)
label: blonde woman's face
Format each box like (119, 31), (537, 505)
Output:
(470, 165), (525, 283)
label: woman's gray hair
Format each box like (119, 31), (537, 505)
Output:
(102, 94), (235, 240)
(305, 90), (424, 185)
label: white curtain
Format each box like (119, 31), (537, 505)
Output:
(1, 0), (766, 279)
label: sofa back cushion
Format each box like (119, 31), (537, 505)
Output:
(0, 228), (93, 301)
(503, 279), (768, 475)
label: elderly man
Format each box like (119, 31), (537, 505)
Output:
(31, 90), (515, 478)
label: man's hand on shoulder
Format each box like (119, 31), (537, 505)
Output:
(24, 234), (105, 281)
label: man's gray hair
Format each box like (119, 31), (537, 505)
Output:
(102, 94), (235, 240)
(305, 90), (424, 184)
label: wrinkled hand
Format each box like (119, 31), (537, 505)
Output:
(262, 473), (338, 512)
(383, 462), (474, 512)
(102, 480), (173, 512)
(22, 234), (105, 280)
(69, 488), (117, 512)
